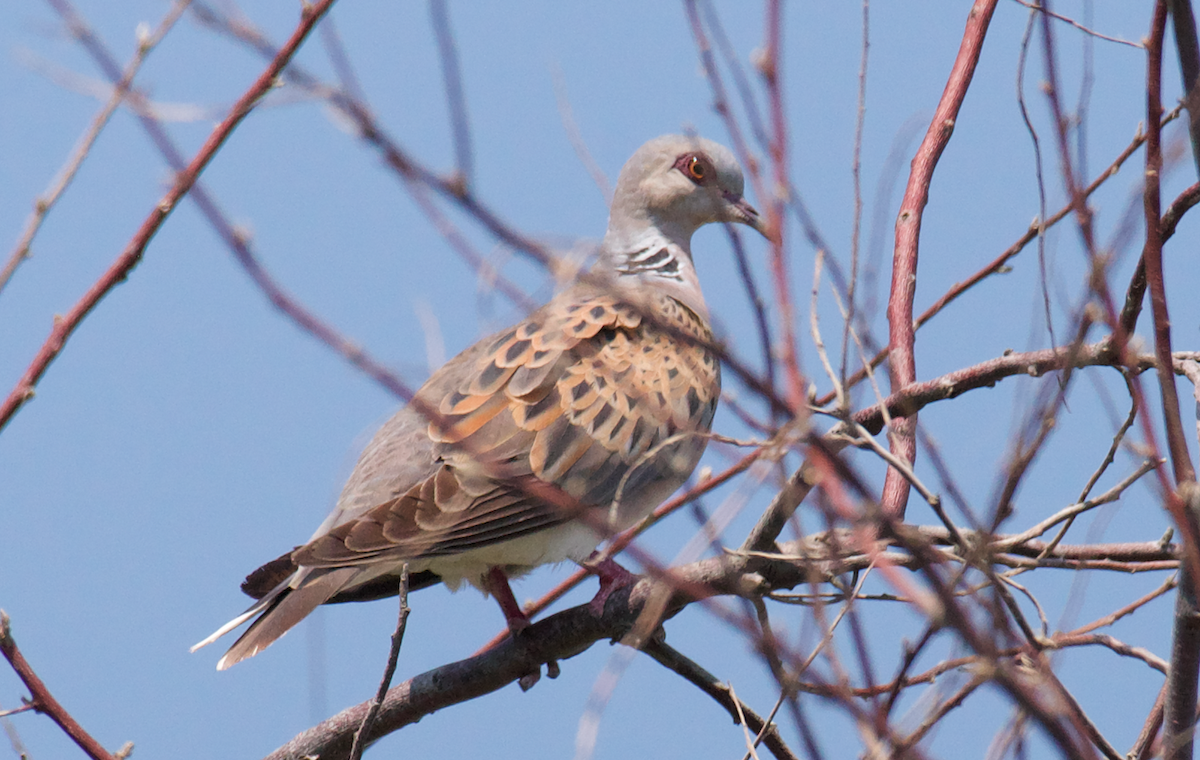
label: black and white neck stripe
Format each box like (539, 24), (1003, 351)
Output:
(616, 244), (683, 281)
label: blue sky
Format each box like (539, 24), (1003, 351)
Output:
(1, 2), (1194, 758)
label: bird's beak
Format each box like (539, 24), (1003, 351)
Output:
(723, 190), (768, 238)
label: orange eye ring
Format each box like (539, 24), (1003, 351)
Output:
(686, 156), (707, 182)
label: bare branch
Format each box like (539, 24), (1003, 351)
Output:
(0, 0), (190, 296)
(0, 611), (129, 760)
(0, 0), (339, 432)
(882, 0), (998, 518)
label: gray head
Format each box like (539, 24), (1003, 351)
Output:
(604, 135), (765, 249)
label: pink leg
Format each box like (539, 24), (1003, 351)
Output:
(584, 556), (640, 615)
(485, 566), (531, 634)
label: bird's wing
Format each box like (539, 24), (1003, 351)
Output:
(293, 284), (721, 569)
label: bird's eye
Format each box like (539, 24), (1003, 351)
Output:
(675, 153), (710, 184)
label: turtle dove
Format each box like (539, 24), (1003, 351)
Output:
(194, 134), (765, 669)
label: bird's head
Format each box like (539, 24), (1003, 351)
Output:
(606, 134), (766, 247)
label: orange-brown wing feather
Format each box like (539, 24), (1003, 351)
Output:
(293, 285), (719, 570)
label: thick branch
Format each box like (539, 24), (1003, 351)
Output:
(882, 0), (998, 518)
(265, 526), (1176, 758)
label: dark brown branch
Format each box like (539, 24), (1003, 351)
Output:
(348, 568), (411, 760)
(1146, 3), (1200, 755)
(1169, 0), (1200, 178)
(263, 525), (1174, 759)
(642, 639), (798, 760)
(1122, 181), (1200, 337)
(263, 573), (715, 760)
(770, 530), (1179, 575)
(853, 341), (1128, 435)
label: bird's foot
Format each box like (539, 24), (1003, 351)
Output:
(517, 659), (561, 692)
(582, 556), (640, 616)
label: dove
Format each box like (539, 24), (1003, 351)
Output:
(194, 134), (765, 669)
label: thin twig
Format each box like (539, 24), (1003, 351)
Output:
(0, 0), (190, 296)
(642, 640), (797, 760)
(429, 0), (473, 186)
(551, 66), (611, 204)
(842, 0), (869, 385)
(897, 674), (987, 751)
(1016, 3), (1058, 353)
(760, 0), (805, 413)
(0, 0), (339, 433)
(1168, 0), (1200, 176)
(1013, 0), (1144, 47)
(349, 566), (411, 760)
(817, 105), (1181, 410)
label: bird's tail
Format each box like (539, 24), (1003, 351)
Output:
(191, 566), (358, 670)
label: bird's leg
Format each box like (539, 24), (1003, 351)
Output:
(582, 555), (640, 615)
(485, 566), (531, 634)
(485, 566), (551, 691)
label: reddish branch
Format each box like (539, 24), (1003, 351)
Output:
(881, 0), (997, 518)
(681, 0), (779, 398)
(760, 0), (805, 413)
(817, 107), (1184, 411)
(0, 612), (126, 760)
(0, 0), (338, 433)
(50, 0), (418, 406)
(191, 2), (792, 421)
